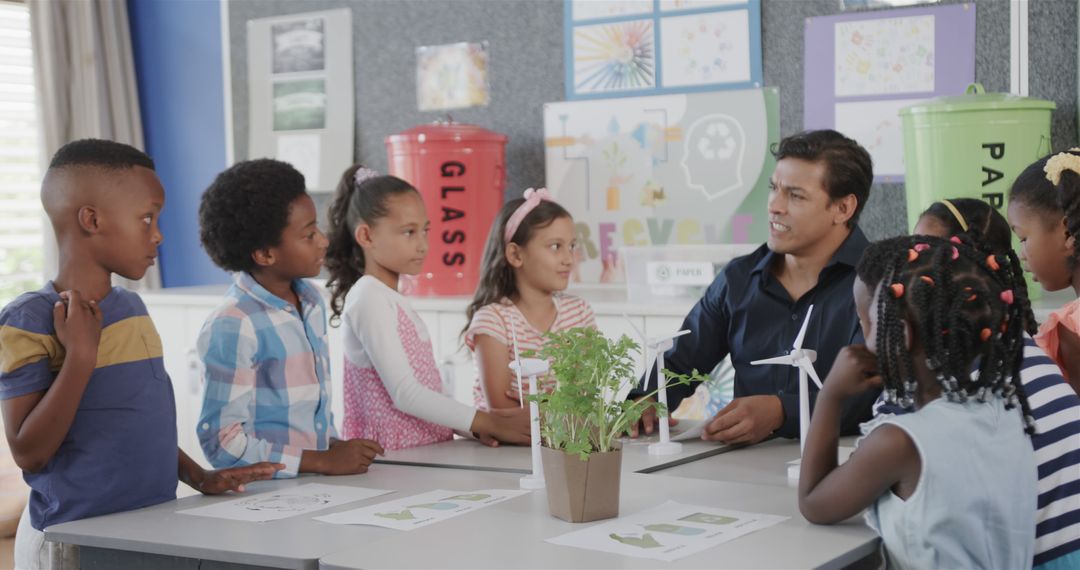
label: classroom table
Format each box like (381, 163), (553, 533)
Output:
(317, 471), (878, 570)
(47, 464), (520, 570)
(657, 436), (860, 488)
(374, 423), (732, 474)
(47, 457), (877, 570)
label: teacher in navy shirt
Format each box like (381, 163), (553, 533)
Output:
(634, 130), (879, 444)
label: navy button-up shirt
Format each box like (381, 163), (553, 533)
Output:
(644, 227), (878, 438)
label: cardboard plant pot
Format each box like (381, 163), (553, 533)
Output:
(540, 444), (622, 523)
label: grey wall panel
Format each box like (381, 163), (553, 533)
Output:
(227, 0), (1077, 241)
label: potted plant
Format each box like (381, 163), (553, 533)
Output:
(527, 327), (702, 523)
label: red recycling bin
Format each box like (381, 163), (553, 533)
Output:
(386, 121), (508, 296)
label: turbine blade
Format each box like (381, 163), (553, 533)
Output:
(793, 304), (815, 350)
(751, 355), (796, 366)
(801, 362), (823, 389)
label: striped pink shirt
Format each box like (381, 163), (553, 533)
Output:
(464, 294), (596, 409)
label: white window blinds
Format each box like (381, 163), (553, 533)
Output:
(0, 1), (43, 306)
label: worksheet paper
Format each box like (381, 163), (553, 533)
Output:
(177, 483), (393, 523)
(314, 489), (530, 530)
(547, 500), (788, 561)
(671, 419), (705, 441)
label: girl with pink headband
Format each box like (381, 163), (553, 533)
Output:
(462, 188), (597, 410)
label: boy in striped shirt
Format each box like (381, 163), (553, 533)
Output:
(1, 140), (279, 570)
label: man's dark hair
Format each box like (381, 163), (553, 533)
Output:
(772, 129), (873, 227)
(199, 159), (307, 273)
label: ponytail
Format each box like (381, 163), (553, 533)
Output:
(325, 164), (417, 325)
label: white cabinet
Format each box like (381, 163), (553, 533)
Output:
(145, 303), (212, 470)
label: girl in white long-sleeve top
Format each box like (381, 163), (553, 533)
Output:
(324, 165), (530, 451)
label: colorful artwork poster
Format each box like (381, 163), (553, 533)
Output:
(415, 42), (490, 112)
(565, 1), (762, 99)
(544, 88), (779, 284)
(660, 9), (751, 87)
(834, 15), (934, 97)
(573, 19), (657, 95)
(271, 18), (325, 74)
(804, 3), (975, 180)
(659, 0), (746, 10)
(571, 0), (654, 22)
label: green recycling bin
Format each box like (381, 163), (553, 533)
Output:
(900, 83), (1055, 295)
(900, 83), (1055, 229)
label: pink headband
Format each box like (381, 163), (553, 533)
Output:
(504, 187), (555, 243)
(354, 167), (380, 186)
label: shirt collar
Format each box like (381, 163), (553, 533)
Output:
(234, 272), (321, 314)
(751, 226), (869, 276)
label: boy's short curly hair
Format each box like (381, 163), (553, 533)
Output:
(48, 138), (155, 171)
(199, 159), (307, 273)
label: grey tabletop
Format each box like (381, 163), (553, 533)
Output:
(375, 426), (731, 474)
(319, 471), (878, 570)
(656, 437), (860, 488)
(45, 465), (526, 570)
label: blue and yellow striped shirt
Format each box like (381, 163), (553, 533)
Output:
(0, 282), (177, 530)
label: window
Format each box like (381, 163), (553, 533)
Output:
(0, 1), (43, 306)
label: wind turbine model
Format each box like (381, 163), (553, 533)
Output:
(624, 315), (692, 456)
(507, 319), (547, 490)
(749, 305), (821, 478)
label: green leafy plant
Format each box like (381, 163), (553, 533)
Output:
(525, 327), (706, 460)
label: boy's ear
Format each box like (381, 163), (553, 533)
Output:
(252, 248), (275, 268)
(353, 224), (373, 248)
(505, 243), (524, 268)
(76, 205), (100, 234)
(1064, 218), (1076, 254)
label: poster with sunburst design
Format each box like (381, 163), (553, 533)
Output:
(573, 20), (656, 95)
(565, 0), (761, 100)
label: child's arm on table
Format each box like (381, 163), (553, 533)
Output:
(178, 449), (282, 494)
(350, 297), (530, 446)
(300, 439), (384, 475)
(798, 345), (919, 524)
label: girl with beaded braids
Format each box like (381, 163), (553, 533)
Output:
(880, 199), (1080, 570)
(1008, 150), (1080, 391)
(799, 236), (1037, 569)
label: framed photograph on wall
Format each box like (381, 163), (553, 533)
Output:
(247, 8), (353, 192)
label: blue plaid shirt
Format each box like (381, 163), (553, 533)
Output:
(197, 273), (336, 477)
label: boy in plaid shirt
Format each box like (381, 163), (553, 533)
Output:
(197, 159), (383, 477)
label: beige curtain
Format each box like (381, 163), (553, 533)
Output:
(29, 0), (161, 290)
